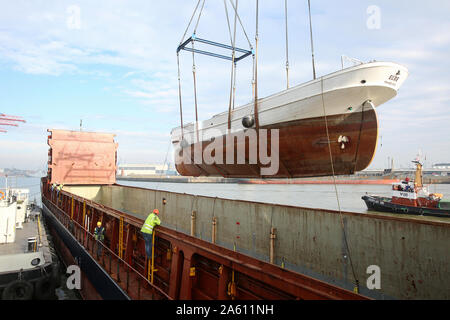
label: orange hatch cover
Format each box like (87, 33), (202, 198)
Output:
(47, 129), (118, 185)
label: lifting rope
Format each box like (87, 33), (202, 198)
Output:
(177, 0), (254, 136)
(320, 77), (359, 293)
(148, 139), (172, 283)
(153, 138), (172, 201)
(284, 0), (289, 89)
(244, 49), (256, 121)
(180, 0), (202, 45)
(254, 0), (259, 130)
(224, 0), (235, 129)
(191, 0), (206, 143)
(307, 0), (317, 80)
(231, 1), (238, 111)
(226, 0), (253, 49)
(176, 0), (203, 141)
(176, 0), (204, 143)
(176, 53), (184, 139)
(191, 45), (200, 142)
(194, 0), (206, 35)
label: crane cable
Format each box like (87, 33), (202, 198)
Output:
(284, 0), (289, 89)
(254, 0), (259, 130)
(225, 0), (255, 114)
(191, 44), (200, 143)
(178, 0), (254, 137)
(179, 0), (202, 45)
(308, 0), (317, 80)
(224, 0), (239, 129)
(177, 0), (203, 140)
(231, 1), (238, 112)
(227, 0), (253, 49)
(224, 0), (233, 129)
(320, 77), (359, 293)
(176, 53), (184, 139)
(194, 0), (206, 34)
(191, 0), (206, 143)
(152, 138), (172, 207)
(224, 0), (234, 44)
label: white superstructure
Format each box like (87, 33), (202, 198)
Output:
(0, 188), (47, 272)
(0, 200), (16, 244)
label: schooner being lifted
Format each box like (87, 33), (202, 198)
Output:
(171, 0), (408, 178)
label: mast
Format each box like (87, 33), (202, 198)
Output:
(414, 162), (423, 188)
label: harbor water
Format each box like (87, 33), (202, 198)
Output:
(120, 180), (450, 214)
(2, 176), (450, 215)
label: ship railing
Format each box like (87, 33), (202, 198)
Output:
(341, 55), (364, 69)
(43, 189), (171, 300)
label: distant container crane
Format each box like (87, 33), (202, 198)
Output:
(0, 113), (26, 133)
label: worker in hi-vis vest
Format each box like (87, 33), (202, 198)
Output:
(141, 209), (161, 259)
(94, 221), (105, 258)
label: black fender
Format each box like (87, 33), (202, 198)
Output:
(34, 276), (56, 300)
(2, 280), (34, 300)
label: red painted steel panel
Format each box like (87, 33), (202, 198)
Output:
(48, 129), (118, 185)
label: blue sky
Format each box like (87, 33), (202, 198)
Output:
(1, 0), (449, 171)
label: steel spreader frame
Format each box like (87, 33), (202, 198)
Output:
(177, 35), (253, 62)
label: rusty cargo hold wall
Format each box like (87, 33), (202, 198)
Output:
(63, 184), (450, 300)
(47, 129), (118, 185)
(41, 179), (365, 300)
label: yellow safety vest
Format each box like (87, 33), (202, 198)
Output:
(141, 213), (161, 234)
(94, 226), (105, 241)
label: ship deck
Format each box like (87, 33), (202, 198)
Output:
(0, 215), (52, 264)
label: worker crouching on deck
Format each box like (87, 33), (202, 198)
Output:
(141, 209), (161, 260)
(94, 221), (105, 258)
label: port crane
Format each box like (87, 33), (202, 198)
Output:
(0, 113), (26, 133)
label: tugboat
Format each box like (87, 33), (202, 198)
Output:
(0, 185), (60, 300)
(362, 161), (450, 217)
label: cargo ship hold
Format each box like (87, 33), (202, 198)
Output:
(41, 129), (364, 300)
(41, 129), (450, 300)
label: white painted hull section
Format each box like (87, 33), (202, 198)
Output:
(171, 61), (408, 145)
